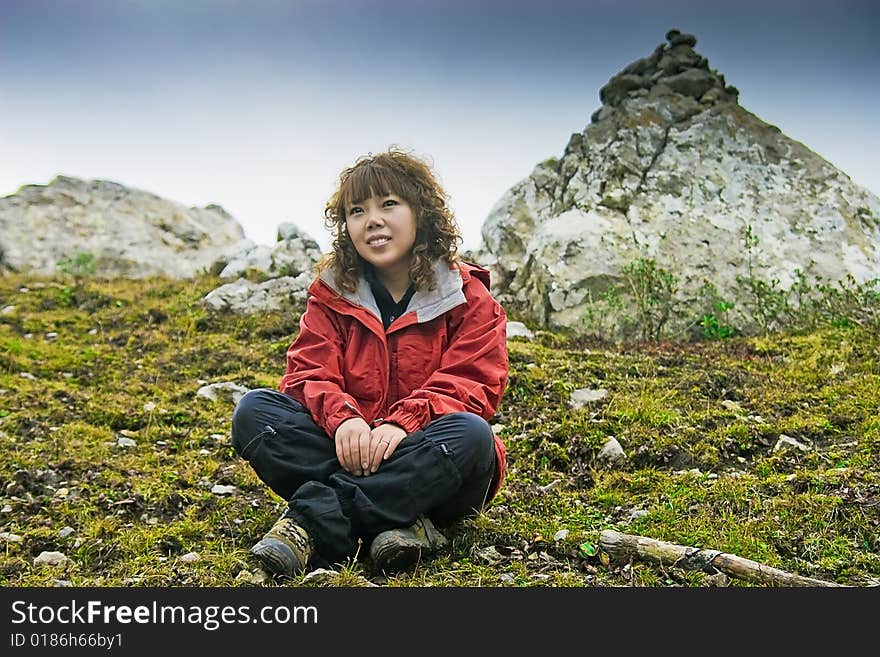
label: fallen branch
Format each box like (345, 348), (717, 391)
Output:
(599, 530), (843, 587)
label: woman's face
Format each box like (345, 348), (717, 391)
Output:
(345, 193), (417, 275)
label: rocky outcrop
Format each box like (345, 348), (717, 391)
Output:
(477, 30), (880, 337)
(212, 222), (321, 280)
(0, 176), (249, 278)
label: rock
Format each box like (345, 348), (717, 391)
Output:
(117, 437), (137, 448)
(58, 526), (75, 538)
(179, 552), (200, 563)
(569, 388), (608, 408)
(34, 551), (68, 567)
(506, 321), (534, 340)
(202, 274), (311, 315)
(300, 568), (379, 587)
(211, 484), (237, 496)
(235, 568), (269, 585)
(475, 30), (880, 340)
(553, 529), (569, 541)
(773, 434), (811, 453)
(0, 532), (23, 542)
(197, 382), (250, 405)
(597, 436), (626, 466)
(214, 226), (321, 280)
(0, 176), (248, 278)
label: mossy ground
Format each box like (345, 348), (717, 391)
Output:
(1, 274), (877, 587)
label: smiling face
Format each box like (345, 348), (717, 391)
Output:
(345, 193), (417, 278)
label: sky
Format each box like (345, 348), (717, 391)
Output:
(2, 0), (878, 253)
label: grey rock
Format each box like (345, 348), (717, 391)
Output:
(598, 436), (626, 465)
(569, 388), (608, 408)
(203, 274), (311, 315)
(475, 31), (880, 340)
(34, 551), (68, 566)
(196, 382), (250, 405)
(506, 321), (534, 340)
(0, 176), (248, 278)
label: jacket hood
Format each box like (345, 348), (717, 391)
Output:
(311, 259), (490, 327)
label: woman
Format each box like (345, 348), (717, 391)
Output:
(231, 148), (508, 576)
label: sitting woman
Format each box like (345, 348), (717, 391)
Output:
(231, 147), (509, 576)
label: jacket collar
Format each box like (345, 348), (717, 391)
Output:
(316, 259), (467, 326)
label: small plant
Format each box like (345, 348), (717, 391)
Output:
(57, 252), (96, 279)
(55, 252), (96, 307)
(622, 257), (678, 341)
(580, 285), (626, 341)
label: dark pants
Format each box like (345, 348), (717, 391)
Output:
(231, 389), (495, 563)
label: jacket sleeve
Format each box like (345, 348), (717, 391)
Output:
(278, 296), (364, 439)
(383, 283), (509, 433)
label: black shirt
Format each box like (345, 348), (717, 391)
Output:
(364, 267), (416, 330)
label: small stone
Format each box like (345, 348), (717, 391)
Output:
(34, 551), (68, 567)
(235, 569), (269, 585)
(553, 529), (569, 541)
(506, 321), (534, 340)
(0, 505), (10, 513)
(211, 484), (237, 496)
(1, 305), (15, 315)
(20, 372), (37, 380)
(143, 402), (157, 412)
(53, 579), (73, 587)
(773, 435), (810, 453)
(45, 332), (59, 340)
(117, 437), (137, 448)
(0, 532), (23, 542)
(88, 328), (98, 335)
(598, 436), (626, 465)
(179, 552), (200, 563)
(58, 526), (75, 538)
(570, 388), (608, 408)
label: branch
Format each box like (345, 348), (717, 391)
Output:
(599, 530), (843, 587)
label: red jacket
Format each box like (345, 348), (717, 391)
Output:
(279, 259), (509, 500)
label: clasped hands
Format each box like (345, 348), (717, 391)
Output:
(334, 417), (407, 477)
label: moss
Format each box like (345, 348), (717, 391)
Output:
(0, 273), (877, 587)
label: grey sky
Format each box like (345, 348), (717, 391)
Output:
(2, 0), (877, 251)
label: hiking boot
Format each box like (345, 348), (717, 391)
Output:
(250, 515), (312, 576)
(370, 515), (448, 573)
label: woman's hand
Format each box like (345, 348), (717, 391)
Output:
(334, 417), (372, 476)
(368, 423), (407, 474)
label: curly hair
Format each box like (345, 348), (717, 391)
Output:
(316, 147), (462, 294)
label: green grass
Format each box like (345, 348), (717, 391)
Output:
(1, 274), (878, 587)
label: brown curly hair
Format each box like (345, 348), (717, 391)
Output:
(316, 147), (462, 294)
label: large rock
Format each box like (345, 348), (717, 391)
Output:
(0, 176), (249, 278)
(477, 30), (880, 337)
(212, 222), (322, 279)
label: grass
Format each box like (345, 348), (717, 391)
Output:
(0, 273), (877, 587)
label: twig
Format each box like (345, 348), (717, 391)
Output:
(599, 529), (843, 587)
